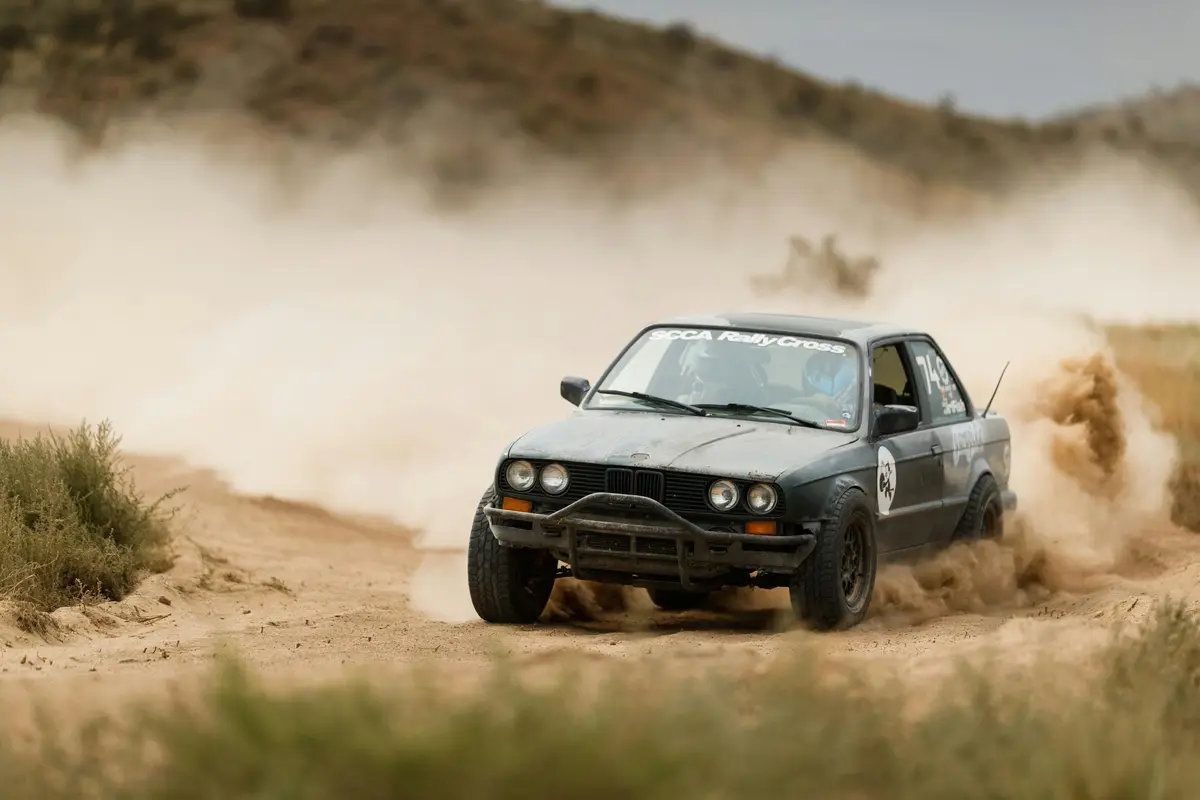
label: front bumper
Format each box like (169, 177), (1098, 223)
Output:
(482, 492), (817, 592)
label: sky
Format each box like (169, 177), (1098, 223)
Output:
(552, 1), (1200, 120)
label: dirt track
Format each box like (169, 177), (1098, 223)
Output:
(1, 113), (1199, 719)
(0, 414), (1196, 717)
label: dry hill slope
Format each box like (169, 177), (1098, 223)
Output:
(2, 0), (1200, 200)
(1061, 83), (1200, 146)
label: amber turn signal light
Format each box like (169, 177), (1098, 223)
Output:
(745, 520), (776, 535)
(501, 497), (533, 512)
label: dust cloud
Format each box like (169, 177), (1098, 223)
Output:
(0, 113), (1195, 626)
(868, 351), (1178, 625)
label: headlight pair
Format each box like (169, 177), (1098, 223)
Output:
(708, 479), (778, 514)
(504, 460), (569, 495)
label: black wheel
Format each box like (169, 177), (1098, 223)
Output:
(952, 474), (1004, 543)
(647, 587), (709, 611)
(466, 486), (557, 624)
(790, 488), (877, 631)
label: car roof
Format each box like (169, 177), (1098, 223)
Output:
(647, 312), (923, 346)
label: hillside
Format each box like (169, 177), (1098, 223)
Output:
(3, 0), (1200, 199)
(1060, 83), (1200, 146)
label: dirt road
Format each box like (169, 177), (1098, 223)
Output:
(0, 412), (1193, 723)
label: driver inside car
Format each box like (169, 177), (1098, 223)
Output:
(682, 345), (770, 406)
(801, 351), (858, 420)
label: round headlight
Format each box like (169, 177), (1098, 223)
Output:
(539, 463), (570, 494)
(746, 483), (778, 514)
(505, 460), (536, 491)
(708, 479), (740, 511)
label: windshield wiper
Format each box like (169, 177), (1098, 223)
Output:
(594, 389), (707, 416)
(695, 403), (824, 429)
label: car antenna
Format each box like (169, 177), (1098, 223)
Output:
(981, 361), (1010, 417)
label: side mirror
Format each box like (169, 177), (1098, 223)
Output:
(875, 404), (919, 436)
(560, 376), (591, 407)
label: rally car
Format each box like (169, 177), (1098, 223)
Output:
(466, 312), (1017, 631)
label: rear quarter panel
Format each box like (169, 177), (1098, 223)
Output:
(932, 412), (1012, 540)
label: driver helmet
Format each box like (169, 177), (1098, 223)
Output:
(803, 351), (854, 399)
(689, 346), (759, 396)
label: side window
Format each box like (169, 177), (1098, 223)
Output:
(907, 339), (968, 424)
(871, 344), (919, 412)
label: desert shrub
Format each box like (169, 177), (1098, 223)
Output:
(233, 0), (293, 23)
(0, 421), (175, 611)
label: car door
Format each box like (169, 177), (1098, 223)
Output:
(869, 340), (946, 553)
(905, 336), (981, 543)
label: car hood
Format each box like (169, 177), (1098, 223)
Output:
(507, 410), (858, 480)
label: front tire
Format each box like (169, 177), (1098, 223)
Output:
(790, 488), (877, 631)
(466, 486), (557, 624)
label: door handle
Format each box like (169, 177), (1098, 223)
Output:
(931, 444), (943, 456)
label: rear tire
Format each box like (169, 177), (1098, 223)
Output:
(466, 486), (557, 624)
(647, 587), (709, 611)
(790, 488), (877, 631)
(952, 474), (1004, 543)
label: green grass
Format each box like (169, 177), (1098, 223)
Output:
(0, 420), (176, 617)
(1, 600), (1198, 798)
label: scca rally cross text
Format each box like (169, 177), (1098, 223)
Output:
(650, 328), (848, 354)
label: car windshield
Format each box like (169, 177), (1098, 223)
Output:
(586, 326), (863, 429)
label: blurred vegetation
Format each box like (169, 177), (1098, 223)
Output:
(750, 233), (881, 298)
(0, 600), (1195, 798)
(2, 0), (1200, 198)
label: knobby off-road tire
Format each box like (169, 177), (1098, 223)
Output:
(952, 473), (1004, 543)
(466, 486), (557, 624)
(647, 587), (709, 611)
(790, 488), (877, 631)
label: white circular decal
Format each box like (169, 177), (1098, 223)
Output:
(877, 445), (897, 515)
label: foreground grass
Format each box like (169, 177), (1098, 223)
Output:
(0, 601), (1197, 798)
(0, 421), (175, 614)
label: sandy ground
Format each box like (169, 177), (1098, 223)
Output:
(0, 417), (1194, 723)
